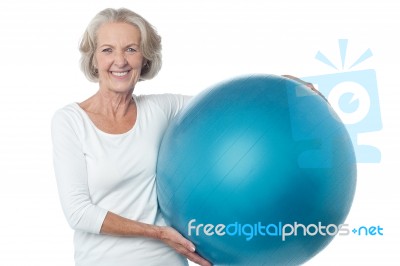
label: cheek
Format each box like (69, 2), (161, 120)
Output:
(131, 56), (144, 69)
(96, 55), (112, 70)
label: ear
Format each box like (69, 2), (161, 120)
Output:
(92, 56), (98, 69)
(91, 57), (98, 74)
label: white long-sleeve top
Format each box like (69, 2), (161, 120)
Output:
(51, 94), (190, 266)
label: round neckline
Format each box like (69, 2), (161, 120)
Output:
(73, 95), (139, 137)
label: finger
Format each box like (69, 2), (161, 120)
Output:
(283, 74), (313, 88)
(171, 240), (210, 266)
(282, 74), (328, 102)
(305, 82), (316, 90)
(173, 244), (211, 266)
(186, 251), (212, 266)
(282, 74), (304, 84)
(182, 239), (196, 252)
(169, 230), (195, 250)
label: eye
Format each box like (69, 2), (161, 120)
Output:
(102, 48), (112, 53)
(127, 47), (137, 53)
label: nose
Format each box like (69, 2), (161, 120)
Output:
(114, 51), (127, 67)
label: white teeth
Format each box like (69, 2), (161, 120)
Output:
(112, 71), (128, 77)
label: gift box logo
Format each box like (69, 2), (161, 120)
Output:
(301, 39), (382, 163)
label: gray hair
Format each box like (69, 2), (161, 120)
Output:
(79, 8), (162, 82)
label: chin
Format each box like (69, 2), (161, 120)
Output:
(103, 80), (136, 93)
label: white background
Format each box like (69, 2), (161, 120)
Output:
(0, 0), (399, 265)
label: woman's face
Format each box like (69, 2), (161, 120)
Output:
(95, 22), (144, 93)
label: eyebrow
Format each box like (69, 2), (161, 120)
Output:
(98, 43), (140, 48)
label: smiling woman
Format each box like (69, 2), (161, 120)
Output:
(51, 8), (210, 266)
(79, 8), (162, 83)
(94, 22), (144, 93)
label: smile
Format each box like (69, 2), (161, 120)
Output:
(111, 71), (130, 77)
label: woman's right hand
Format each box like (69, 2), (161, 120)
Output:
(157, 226), (212, 266)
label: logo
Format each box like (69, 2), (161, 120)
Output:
(187, 219), (383, 241)
(302, 39), (382, 163)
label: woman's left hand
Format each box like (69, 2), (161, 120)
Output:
(282, 74), (328, 102)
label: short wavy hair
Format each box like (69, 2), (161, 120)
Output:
(79, 8), (162, 82)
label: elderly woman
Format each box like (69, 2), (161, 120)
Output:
(51, 8), (210, 266)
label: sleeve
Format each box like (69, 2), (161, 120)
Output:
(152, 94), (192, 121)
(51, 108), (108, 234)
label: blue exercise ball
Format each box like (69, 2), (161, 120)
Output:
(157, 75), (356, 265)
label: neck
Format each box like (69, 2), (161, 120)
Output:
(83, 88), (135, 119)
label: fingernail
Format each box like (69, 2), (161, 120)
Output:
(191, 245), (196, 252)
